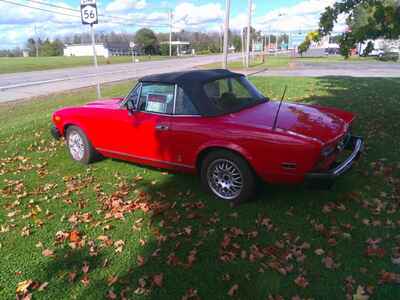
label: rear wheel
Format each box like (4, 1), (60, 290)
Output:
(66, 126), (100, 164)
(201, 150), (255, 204)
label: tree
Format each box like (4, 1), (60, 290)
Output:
(159, 43), (170, 56)
(297, 31), (320, 56)
(232, 35), (241, 52)
(38, 39), (64, 56)
(318, 0), (400, 57)
(134, 28), (159, 55)
(25, 38), (36, 56)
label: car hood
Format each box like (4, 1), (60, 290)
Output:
(85, 98), (123, 108)
(229, 101), (355, 143)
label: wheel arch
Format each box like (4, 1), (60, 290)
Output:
(195, 144), (255, 175)
(63, 122), (89, 138)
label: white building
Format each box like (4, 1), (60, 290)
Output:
(64, 44), (110, 57)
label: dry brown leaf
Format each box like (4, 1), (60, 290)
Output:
(227, 284), (239, 296)
(42, 249), (54, 257)
(152, 273), (163, 287)
(294, 275), (309, 288)
(16, 280), (32, 294)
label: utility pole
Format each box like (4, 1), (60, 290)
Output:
(246, 0), (252, 68)
(222, 0), (231, 69)
(90, 24), (101, 98)
(241, 28), (245, 67)
(169, 9), (173, 57)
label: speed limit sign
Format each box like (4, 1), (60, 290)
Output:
(81, 0), (98, 25)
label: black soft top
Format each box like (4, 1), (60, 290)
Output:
(139, 69), (244, 116)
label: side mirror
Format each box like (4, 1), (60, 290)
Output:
(126, 101), (136, 114)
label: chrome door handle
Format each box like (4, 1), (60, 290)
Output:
(155, 124), (169, 131)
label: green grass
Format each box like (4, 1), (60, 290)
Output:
(1, 77), (400, 299)
(0, 56), (172, 74)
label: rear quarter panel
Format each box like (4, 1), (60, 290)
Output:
(170, 116), (322, 184)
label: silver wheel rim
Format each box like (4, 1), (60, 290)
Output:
(68, 131), (85, 161)
(207, 159), (243, 200)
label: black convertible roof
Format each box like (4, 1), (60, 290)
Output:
(139, 69), (242, 85)
(138, 69), (244, 116)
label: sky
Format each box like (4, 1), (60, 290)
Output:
(0, 0), (347, 49)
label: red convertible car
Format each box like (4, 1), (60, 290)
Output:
(51, 69), (363, 203)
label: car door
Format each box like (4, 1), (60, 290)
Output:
(92, 83), (174, 168)
(128, 82), (175, 164)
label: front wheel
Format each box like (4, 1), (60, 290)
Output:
(66, 126), (100, 164)
(201, 150), (256, 204)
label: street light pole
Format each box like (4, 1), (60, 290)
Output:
(169, 9), (173, 57)
(222, 0), (231, 69)
(246, 0), (252, 68)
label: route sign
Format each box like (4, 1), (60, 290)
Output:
(80, 0), (98, 25)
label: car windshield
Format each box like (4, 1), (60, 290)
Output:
(203, 76), (267, 114)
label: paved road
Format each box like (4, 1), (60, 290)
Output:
(258, 61), (400, 77)
(0, 54), (241, 103)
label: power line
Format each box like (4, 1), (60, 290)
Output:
(0, 0), (81, 18)
(25, 0), (170, 27)
(0, 0), (170, 28)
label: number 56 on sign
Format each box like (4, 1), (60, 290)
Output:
(80, 0), (98, 25)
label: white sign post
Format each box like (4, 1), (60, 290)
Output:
(129, 42), (136, 64)
(80, 0), (101, 98)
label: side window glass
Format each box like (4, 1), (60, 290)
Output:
(139, 84), (175, 114)
(126, 84), (141, 109)
(175, 87), (198, 115)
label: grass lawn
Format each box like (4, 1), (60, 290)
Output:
(0, 56), (171, 74)
(1, 76), (400, 299)
(202, 55), (380, 71)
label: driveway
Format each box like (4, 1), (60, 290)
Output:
(0, 53), (241, 103)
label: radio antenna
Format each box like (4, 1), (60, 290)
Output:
(272, 85), (287, 130)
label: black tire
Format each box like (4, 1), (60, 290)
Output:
(200, 150), (256, 204)
(65, 126), (101, 164)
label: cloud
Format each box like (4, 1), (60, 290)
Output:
(105, 0), (146, 13)
(173, 2), (224, 30)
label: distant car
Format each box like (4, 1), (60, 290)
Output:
(369, 49), (384, 57)
(51, 69), (363, 203)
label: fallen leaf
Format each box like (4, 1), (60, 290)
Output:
(107, 275), (118, 286)
(152, 273), (163, 287)
(68, 272), (77, 283)
(227, 284), (239, 296)
(37, 282), (49, 291)
(42, 249), (54, 257)
(294, 275), (309, 288)
(69, 230), (81, 242)
(106, 289), (117, 300)
(16, 280), (32, 294)
(137, 255), (146, 267)
(353, 285), (369, 300)
(81, 274), (90, 287)
(82, 261), (90, 274)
